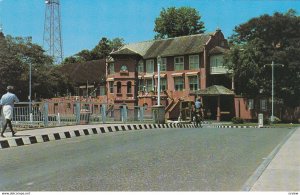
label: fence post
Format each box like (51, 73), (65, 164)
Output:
(139, 106), (144, 122)
(123, 105), (128, 123)
(43, 102), (49, 127)
(57, 113), (61, 125)
(30, 113), (33, 123)
(101, 104), (106, 124)
(75, 102), (80, 125)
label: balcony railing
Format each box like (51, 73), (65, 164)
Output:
(210, 66), (229, 74)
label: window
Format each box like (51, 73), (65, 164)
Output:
(127, 81), (132, 94)
(99, 86), (106, 96)
(145, 79), (153, 92)
(189, 55), (199, 70)
(117, 81), (121, 94)
(161, 58), (167, 71)
(174, 56), (184, 71)
(160, 78), (167, 91)
(174, 77), (184, 91)
(248, 99), (254, 110)
(138, 79), (144, 91)
(260, 99), (268, 111)
(210, 55), (227, 74)
(146, 59), (154, 73)
(109, 63), (115, 74)
(189, 76), (198, 91)
(138, 60), (144, 73)
(109, 81), (114, 93)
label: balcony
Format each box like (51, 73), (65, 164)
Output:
(210, 66), (229, 74)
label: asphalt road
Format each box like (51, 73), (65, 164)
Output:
(0, 127), (294, 191)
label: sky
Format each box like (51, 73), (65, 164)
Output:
(0, 0), (299, 58)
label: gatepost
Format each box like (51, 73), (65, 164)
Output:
(258, 113), (263, 128)
(152, 105), (165, 124)
(75, 102), (80, 125)
(122, 105), (128, 123)
(139, 106), (144, 122)
(101, 104), (106, 124)
(43, 102), (49, 127)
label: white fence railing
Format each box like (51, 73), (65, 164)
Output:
(0, 101), (152, 129)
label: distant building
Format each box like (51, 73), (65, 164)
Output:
(53, 29), (300, 122)
(58, 59), (106, 98)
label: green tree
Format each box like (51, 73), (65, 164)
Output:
(0, 35), (73, 100)
(224, 9), (300, 107)
(62, 37), (124, 64)
(154, 7), (205, 39)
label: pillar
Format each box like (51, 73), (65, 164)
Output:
(217, 96), (221, 122)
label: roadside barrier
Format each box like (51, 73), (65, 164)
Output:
(0, 123), (196, 150)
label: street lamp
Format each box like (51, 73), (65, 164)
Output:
(29, 60), (32, 114)
(264, 61), (284, 123)
(157, 55), (161, 106)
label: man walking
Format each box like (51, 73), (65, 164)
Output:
(0, 86), (19, 137)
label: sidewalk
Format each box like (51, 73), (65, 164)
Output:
(250, 127), (300, 191)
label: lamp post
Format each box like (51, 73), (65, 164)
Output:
(157, 55), (161, 106)
(29, 61), (32, 114)
(264, 61), (284, 123)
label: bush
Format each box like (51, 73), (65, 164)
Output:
(272, 116), (281, 124)
(232, 117), (244, 124)
(264, 118), (270, 125)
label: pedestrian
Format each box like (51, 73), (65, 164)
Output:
(0, 86), (19, 137)
(193, 98), (204, 127)
(195, 98), (202, 110)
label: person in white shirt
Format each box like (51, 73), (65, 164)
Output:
(0, 86), (19, 137)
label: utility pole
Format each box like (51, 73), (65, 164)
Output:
(264, 61), (284, 123)
(43, 0), (63, 64)
(157, 56), (161, 106)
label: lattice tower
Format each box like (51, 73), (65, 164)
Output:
(43, 0), (63, 64)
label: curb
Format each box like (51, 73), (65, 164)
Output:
(0, 123), (196, 150)
(209, 125), (276, 128)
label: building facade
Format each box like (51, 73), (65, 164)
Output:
(106, 29), (235, 121)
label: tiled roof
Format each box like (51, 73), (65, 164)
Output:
(111, 33), (211, 59)
(58, 59), (106, 84)
(209, 46), (228, 55)
(110, 48), (140, 56)
(193, 85), (234, 96)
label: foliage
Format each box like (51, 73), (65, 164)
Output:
(224, 9), (300, 107)
(62, 37), (124, 64)
(0, 35), (73, 101)
(154, 7), (205, 39)
(264, 118), (270, 125)
(272, 116), (281, 124)
(231, 117), (244, 124)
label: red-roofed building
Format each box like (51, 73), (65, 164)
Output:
(106, 29), (234, 121)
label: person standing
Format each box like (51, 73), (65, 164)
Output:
(0, 86), (19, 137)
(193, 98), (204, 127)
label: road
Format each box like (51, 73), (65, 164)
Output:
(0, 127), (294, 191)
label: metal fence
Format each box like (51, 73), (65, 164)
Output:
(1, 101), (153, 129)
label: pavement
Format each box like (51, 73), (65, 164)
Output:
(250, 127), (300, 191)
(0, 122), (299, 191)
